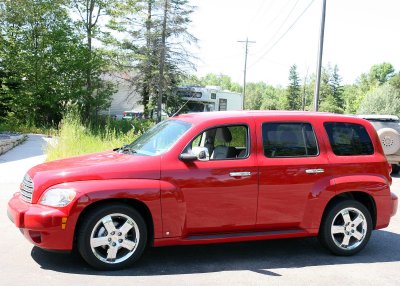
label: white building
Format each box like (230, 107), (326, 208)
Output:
(100, 72), (143, 118)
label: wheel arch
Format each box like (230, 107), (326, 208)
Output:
(73, 198), (155, 249)
(320, 191), (377, 230)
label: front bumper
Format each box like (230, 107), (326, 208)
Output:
(7, 193), (74, 250)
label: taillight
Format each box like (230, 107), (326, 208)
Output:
(123, 112), (126, 116)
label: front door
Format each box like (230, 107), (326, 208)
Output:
(162, 123), (259, 235)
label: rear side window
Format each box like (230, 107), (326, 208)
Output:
(262, 122), (318, 158)
(324, 122), (374, 156)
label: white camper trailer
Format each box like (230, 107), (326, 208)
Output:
(177, 86), (243, 113)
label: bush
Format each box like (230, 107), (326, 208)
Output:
(358, 84), (400, 115)
(45, 111), (154, 161)
(0, 116), (57, 136)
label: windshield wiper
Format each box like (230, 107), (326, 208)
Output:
(113, 145), (137, 154)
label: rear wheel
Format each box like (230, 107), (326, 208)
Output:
(319, 200), (372, 256)
(77, 203), (147, 270)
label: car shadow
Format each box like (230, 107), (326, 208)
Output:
(31, 230), (400, 276)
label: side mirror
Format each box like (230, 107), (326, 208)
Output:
(192, 146), (209, 161)
(179, 153), (197, 161)
(180, 146), (210, 162)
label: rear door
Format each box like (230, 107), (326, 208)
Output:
(255, 119), (331, 229)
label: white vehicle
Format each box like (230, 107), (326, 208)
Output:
(356, 114), (400, 173)
(177, 86), (243, 113)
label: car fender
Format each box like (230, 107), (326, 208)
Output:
(46, 179), (163, 249)
(332, 174), (391, 196)
(300, 174), (390, 232)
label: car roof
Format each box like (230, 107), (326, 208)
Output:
(173, 110), (362, 123)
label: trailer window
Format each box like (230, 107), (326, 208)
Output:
(219, 98), (227, 111)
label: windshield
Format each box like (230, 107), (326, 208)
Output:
(127, 120), (191, 156)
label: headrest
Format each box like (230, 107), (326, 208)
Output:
(215, 127), (232, 143)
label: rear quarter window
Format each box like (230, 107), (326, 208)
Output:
(324, 122), (374, 156)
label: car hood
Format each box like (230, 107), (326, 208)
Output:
(27, 150), (161, 199)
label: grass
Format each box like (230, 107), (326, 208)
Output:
(0, 121), (57, 136)
(45, 112), (153, 161)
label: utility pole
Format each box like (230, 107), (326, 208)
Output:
(157, 0), (168, 123)
(238, 38), (255, 110)
(313, 0), (327, 112)
(302, 67), (309, 111)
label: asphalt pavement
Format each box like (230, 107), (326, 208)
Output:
(0, 135), (399, 286)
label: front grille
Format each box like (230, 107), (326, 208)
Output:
(20, 174), (34, 203)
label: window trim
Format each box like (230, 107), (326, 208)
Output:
(180, 123), (251, 161)
(323, 122), (375, 156)
(261, 121), (320, 158)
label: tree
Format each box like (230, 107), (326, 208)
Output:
(199, 73), (241, 92)
(286, 64), (301, 110)
(358, 84), (400, 115)
(389, 73), (400, 90)
(245, 82), (265, 110)
(369, 62), (395, 86)
(329, 65), (344, 109)
(0, 0), (89, 125)
(72, 0), (115, 117)
(107, 0), (197, 119)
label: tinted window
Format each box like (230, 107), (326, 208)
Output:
(262, 123), (318, 158)
(324, 122), (374, 156)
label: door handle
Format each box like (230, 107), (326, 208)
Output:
(305, 168), (325, 174)
(229, 172), (251, 177)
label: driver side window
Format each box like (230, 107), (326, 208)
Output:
(191, 125), (249, 160)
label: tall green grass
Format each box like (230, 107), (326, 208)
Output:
(46, 112), (153, 161)
(0, 120), (57, 136)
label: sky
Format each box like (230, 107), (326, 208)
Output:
(188, 0), (400, 87)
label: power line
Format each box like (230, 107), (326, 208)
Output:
(252, 0), (299, 57)
(245, 0), (277, 32)
(248, 0), (316, 69)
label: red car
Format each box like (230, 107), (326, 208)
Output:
(7, 111), (398, 270)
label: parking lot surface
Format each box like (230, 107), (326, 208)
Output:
(1, 135), (399, 286)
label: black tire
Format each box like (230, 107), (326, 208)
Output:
(318, 200), (372, 256)
(391, 164), (399, 175)
(77, 203), (147, 270)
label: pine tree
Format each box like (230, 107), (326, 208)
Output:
(286, 64), (301, 110)
(107, 0), (197, 118)
(329, 65), (344, 109)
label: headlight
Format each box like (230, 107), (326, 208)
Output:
(39, 188), (76, 207)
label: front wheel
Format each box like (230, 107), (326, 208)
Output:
(319, 200), (372, 256)
(77, 203), (147, 270)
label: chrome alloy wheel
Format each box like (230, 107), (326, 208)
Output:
(90, 213), (140, 264)
(331, 207), (367, 251)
